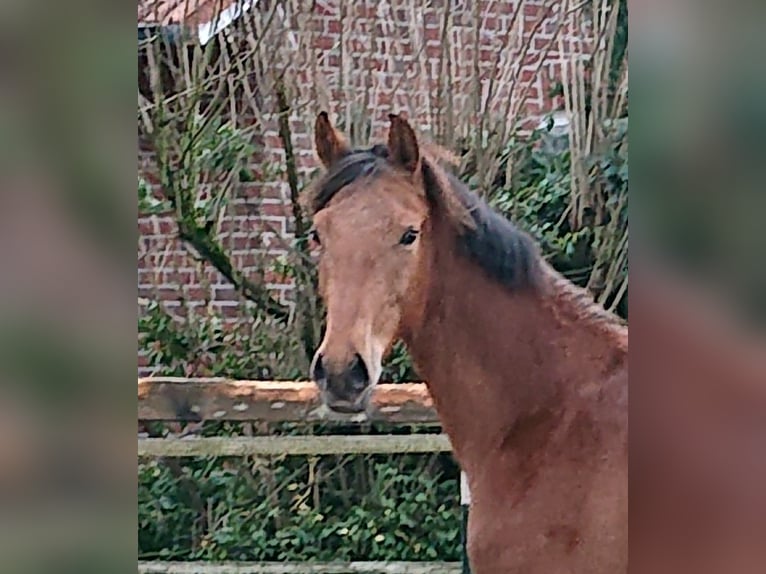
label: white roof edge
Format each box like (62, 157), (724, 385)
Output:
(198, 0), (257, 45)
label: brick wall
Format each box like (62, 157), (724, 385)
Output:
(138, 0), (593, 374)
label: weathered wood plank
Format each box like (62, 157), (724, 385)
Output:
(138, 561), (460, 573)
(138, 434), (453, 457)
(138, 378), (440, 424)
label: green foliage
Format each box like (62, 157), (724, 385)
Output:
(195, 115), (258, 177)
(482, 117), (628, 310)
(138, 176), (171, 215)
(139, 299), (306, 380)
(592, 117), (629, 198)
(488, 132), (583, 261)
(175, 114), (258, 231)
(380, 341), (418, 383)
(611, 0), (629, 87)
(138, 447), (460, 562)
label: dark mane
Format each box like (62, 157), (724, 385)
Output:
(438, 168), (542, 291)
(306, 145), (391, 214)
(307, 146), (542, 292)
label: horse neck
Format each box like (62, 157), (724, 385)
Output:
(403, 234), (628, 475)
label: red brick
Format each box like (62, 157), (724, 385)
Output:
(314, 34), (338, 50)
(232, 235), (262, 251)
(425, 43), (442, 58)
(232, 252), (268, 270)
(323, 53), (340, 67)
(145, 251), (195, 270)
(296, 154), (319, 170)
(262, 133), (282, 148)
(480, 47), (496, 62)
(156, 217), (177, 234)
(352, 3), (377, 18)
(161, 269), (197, 285)
(147, 287), (182, 301)
(376, 91), (393, 107)
(136, 5), (593, 372)
(523, 87), (541, 103)
(423, 10), (439, 28)
(519, 67), (537, 83)
(495, 1), (515, 14)
(138, 219), (156, 234)
(138, 286), (155, 299)
(483, 15), (498, 29)
(137, 268), (157, 284)
(525, 3), (544, 17)
(423, 26), (440, 42)
(212, 286), (239, 300)
(202, 268), (226, 285)
(164, 303), (189, 320)
(139, 168), (161, 186)
(312, 3), (336, 16)
(138, 235), (169, 253)
(517, 116), (540, 132)
(184, 286), (213, 301)
(239, 182), (286, 201)
(212, 302), (245, 319)
(233, 201), (285, 217)
(220, 217), (249, 234)
(521, 51), (539, 67)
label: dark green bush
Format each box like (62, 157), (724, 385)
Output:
(139, 452), (460, 561)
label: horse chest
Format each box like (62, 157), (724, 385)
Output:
(465, 456), (626, 574)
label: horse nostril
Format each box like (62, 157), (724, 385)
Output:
(348, 353), (370, 391)
(312, 353), (326, 384)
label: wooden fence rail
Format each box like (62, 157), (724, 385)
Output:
(138, 378), (440, 424)
(137, 378), (465, 574)
(138, 434), (452, 457)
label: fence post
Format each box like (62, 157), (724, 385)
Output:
(460, 470), (472, 574)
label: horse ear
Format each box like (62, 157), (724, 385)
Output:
(314, 112), (350, 168)
(387, 114), (420, 174)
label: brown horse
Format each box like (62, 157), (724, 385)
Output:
(304, 112), (628, 573)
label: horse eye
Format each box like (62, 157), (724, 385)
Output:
(399, 227), (419, 246)
(309, 228), (321, 245)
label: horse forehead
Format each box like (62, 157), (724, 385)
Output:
(325, 182), (422, 227)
